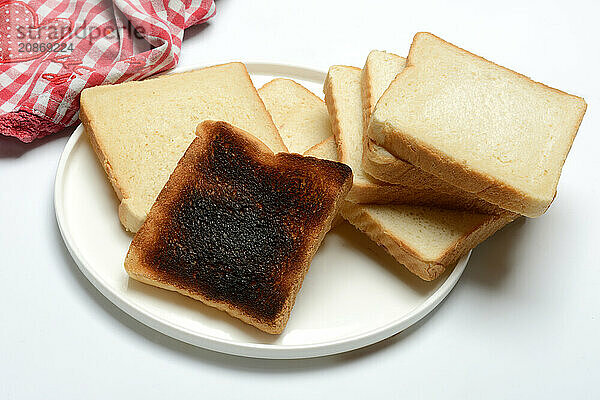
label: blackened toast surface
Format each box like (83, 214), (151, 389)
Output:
(125, 121), (352, 334)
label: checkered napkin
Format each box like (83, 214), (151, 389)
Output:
(0, 0), (215, 143)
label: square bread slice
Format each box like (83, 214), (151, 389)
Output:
(304, 136), (517, 281)
(258, 78), (332, 154)
(124, 121), (352, 334)
(361, 51), (509, 206)
(369, 33), (587, 217)
(324, 65), (502, 214)
(80, 62), (287, 232)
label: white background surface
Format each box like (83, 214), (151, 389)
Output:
(1, 0), (599, 398)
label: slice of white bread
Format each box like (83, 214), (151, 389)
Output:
(305, 136), (517, 281)
(80, 62), (287, 232)
(324, 65), (502, 214)
(258, 78), (332, 154)
(369, 33), (587, 217)
(361, 51), (511, 206)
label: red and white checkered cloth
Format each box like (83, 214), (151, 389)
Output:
(0, 0), (215, 143)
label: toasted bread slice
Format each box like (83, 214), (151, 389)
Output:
(369, 33), (587, 217)
(125, 121), (352, 334)
(80, 62), (287, 232)
(324, 65), (502, 214)
(305, 136), (516, 281)
(258, 78), (332, 154)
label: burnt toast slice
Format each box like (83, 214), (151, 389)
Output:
(124, 121), (353, 334)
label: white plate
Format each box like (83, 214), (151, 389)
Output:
(54, 63), (469, 359)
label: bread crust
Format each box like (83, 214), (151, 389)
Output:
(361, 57), (377, 136)
(368, 33), (587, 217)
(340, 202), (518, 281)
(124, 121), (352, 334)
(80, 62), (287, 233)
(361, 139), (505, 213)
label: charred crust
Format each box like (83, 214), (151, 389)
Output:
(137, 121), (352, 324)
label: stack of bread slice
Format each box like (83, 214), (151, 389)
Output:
(310, 32), (585, 279)
(256, 32), (586, 281)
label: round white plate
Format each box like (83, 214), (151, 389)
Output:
(54, 63), (469, 359)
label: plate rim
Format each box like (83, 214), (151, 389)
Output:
(54, 62), (469, 359)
